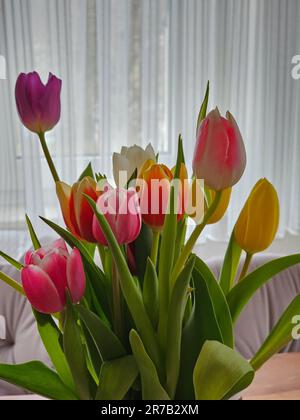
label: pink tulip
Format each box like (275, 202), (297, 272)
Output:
(21, 239), (85, 314)
(192, 108), (246, 191)
(92, 188), (142, 246)
(15, 72), (62, 134)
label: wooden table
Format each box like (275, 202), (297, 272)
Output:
(243, 353), (300, 400)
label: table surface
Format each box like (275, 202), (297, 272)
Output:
(0, 353), (299, 400)
(243, 353), (300, 400)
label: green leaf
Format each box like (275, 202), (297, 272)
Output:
(157, 185), (177, 351)
(174, 217), (187, 264)
(0, 270), (24, 296)
(227, 254), (300, 323)
(166, 256), (195, 398)
(176, 265), (224, 399)
(33, 310), (75, 392)
(78, 162), (94, 181)
(129, 330), (170, 400)
(40, 217), (111, 324)
(196, 81), (209, 134)
(194, 256), (234, 348)
(251, 294), (300, 371)
(174, 134), (185, 179)
(63, 300), (91, 400)
(0, 361), (77, 400)
(96, 355), (138, 400)
(143, 258), (159, 328)
(219, 232), (242, 295)
(76, 305), (126, 362)
(25, 214), (41, 250)
(0, 250), (23, 270)
(81, 321), (102, 380)
(133, 223), (153, 285)
(193, 341), (254, 400)
(84, 196), (162, 376)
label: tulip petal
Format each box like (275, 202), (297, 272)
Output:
(15, 73), (41, 133)
(39, 73), (62, 132)
(66, 248), (86, 304)
(74, 177), (98, 242)
(21, 265), (64, 314)
(40, 250), (68, 306)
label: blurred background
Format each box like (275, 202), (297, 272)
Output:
(0, 0), (299, 259)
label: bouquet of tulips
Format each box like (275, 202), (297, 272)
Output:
(0, 72), (299, 401)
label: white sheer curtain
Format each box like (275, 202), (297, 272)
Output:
(0, 0), (299, 256)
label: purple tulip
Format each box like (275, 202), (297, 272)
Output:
(15, 71), (62, 134)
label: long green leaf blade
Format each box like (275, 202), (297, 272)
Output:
(129, 330), (170, 400)
(0, 361), (78, 400)
(96, 355), (138, 400)
(76, 305), (126, 362)
(251, 294), (300, 371)
(33, 310), (75, 392)
(84, 196), (162, 375)
(25, 214), (41, 250)
(166, 256), (195, 398)
(0, 250), (23, 270)
(64, 301), (91, 400)
(227, 254), (300, 323)
(219, 232), (242, 295)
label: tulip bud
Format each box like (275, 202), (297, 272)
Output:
(193, 108), (246, 191)
(113, 143), (156, 187)
(15, 72), (62, 134)
(21, 239), (85, 314)
(56, 176), (99, 242)
(92, 188), (142, 246)
(234, 179), (280, 254)
(206, 187), (232, 224)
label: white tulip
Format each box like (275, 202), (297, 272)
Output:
(113, 143), (156, 186)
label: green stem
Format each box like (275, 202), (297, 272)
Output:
(171, 190), (223, 287)
(38, 132), (60, 183)
(238, 253), (253, 283)
(150, 230), (160, 267)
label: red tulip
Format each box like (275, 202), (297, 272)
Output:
(56, 177), (100, 242)
(193, 108), (246, 191)
(92, 188), (142, 245)
(15, 72), (62, 134)
(22, 239), (85, 314)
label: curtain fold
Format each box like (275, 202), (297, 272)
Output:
(0, 0), (299, 256)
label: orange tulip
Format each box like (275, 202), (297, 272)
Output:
(138, 160), (184, 231)
(56, 176), (100, 242)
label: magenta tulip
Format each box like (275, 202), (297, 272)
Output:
(192, 108), (246, 191)
(15, 71), (62, 134)
(21, 239), (85, 314)
(92, 188), (142, 246)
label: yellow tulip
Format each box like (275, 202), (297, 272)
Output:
(234, 179), (280, 254)
(206, 187), (232, 224)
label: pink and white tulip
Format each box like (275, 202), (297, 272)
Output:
(92, 188), (142, 246)
(15, 71), (62, 134)
(21, 239), (85, 314)
(193, 108), (246, 191)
